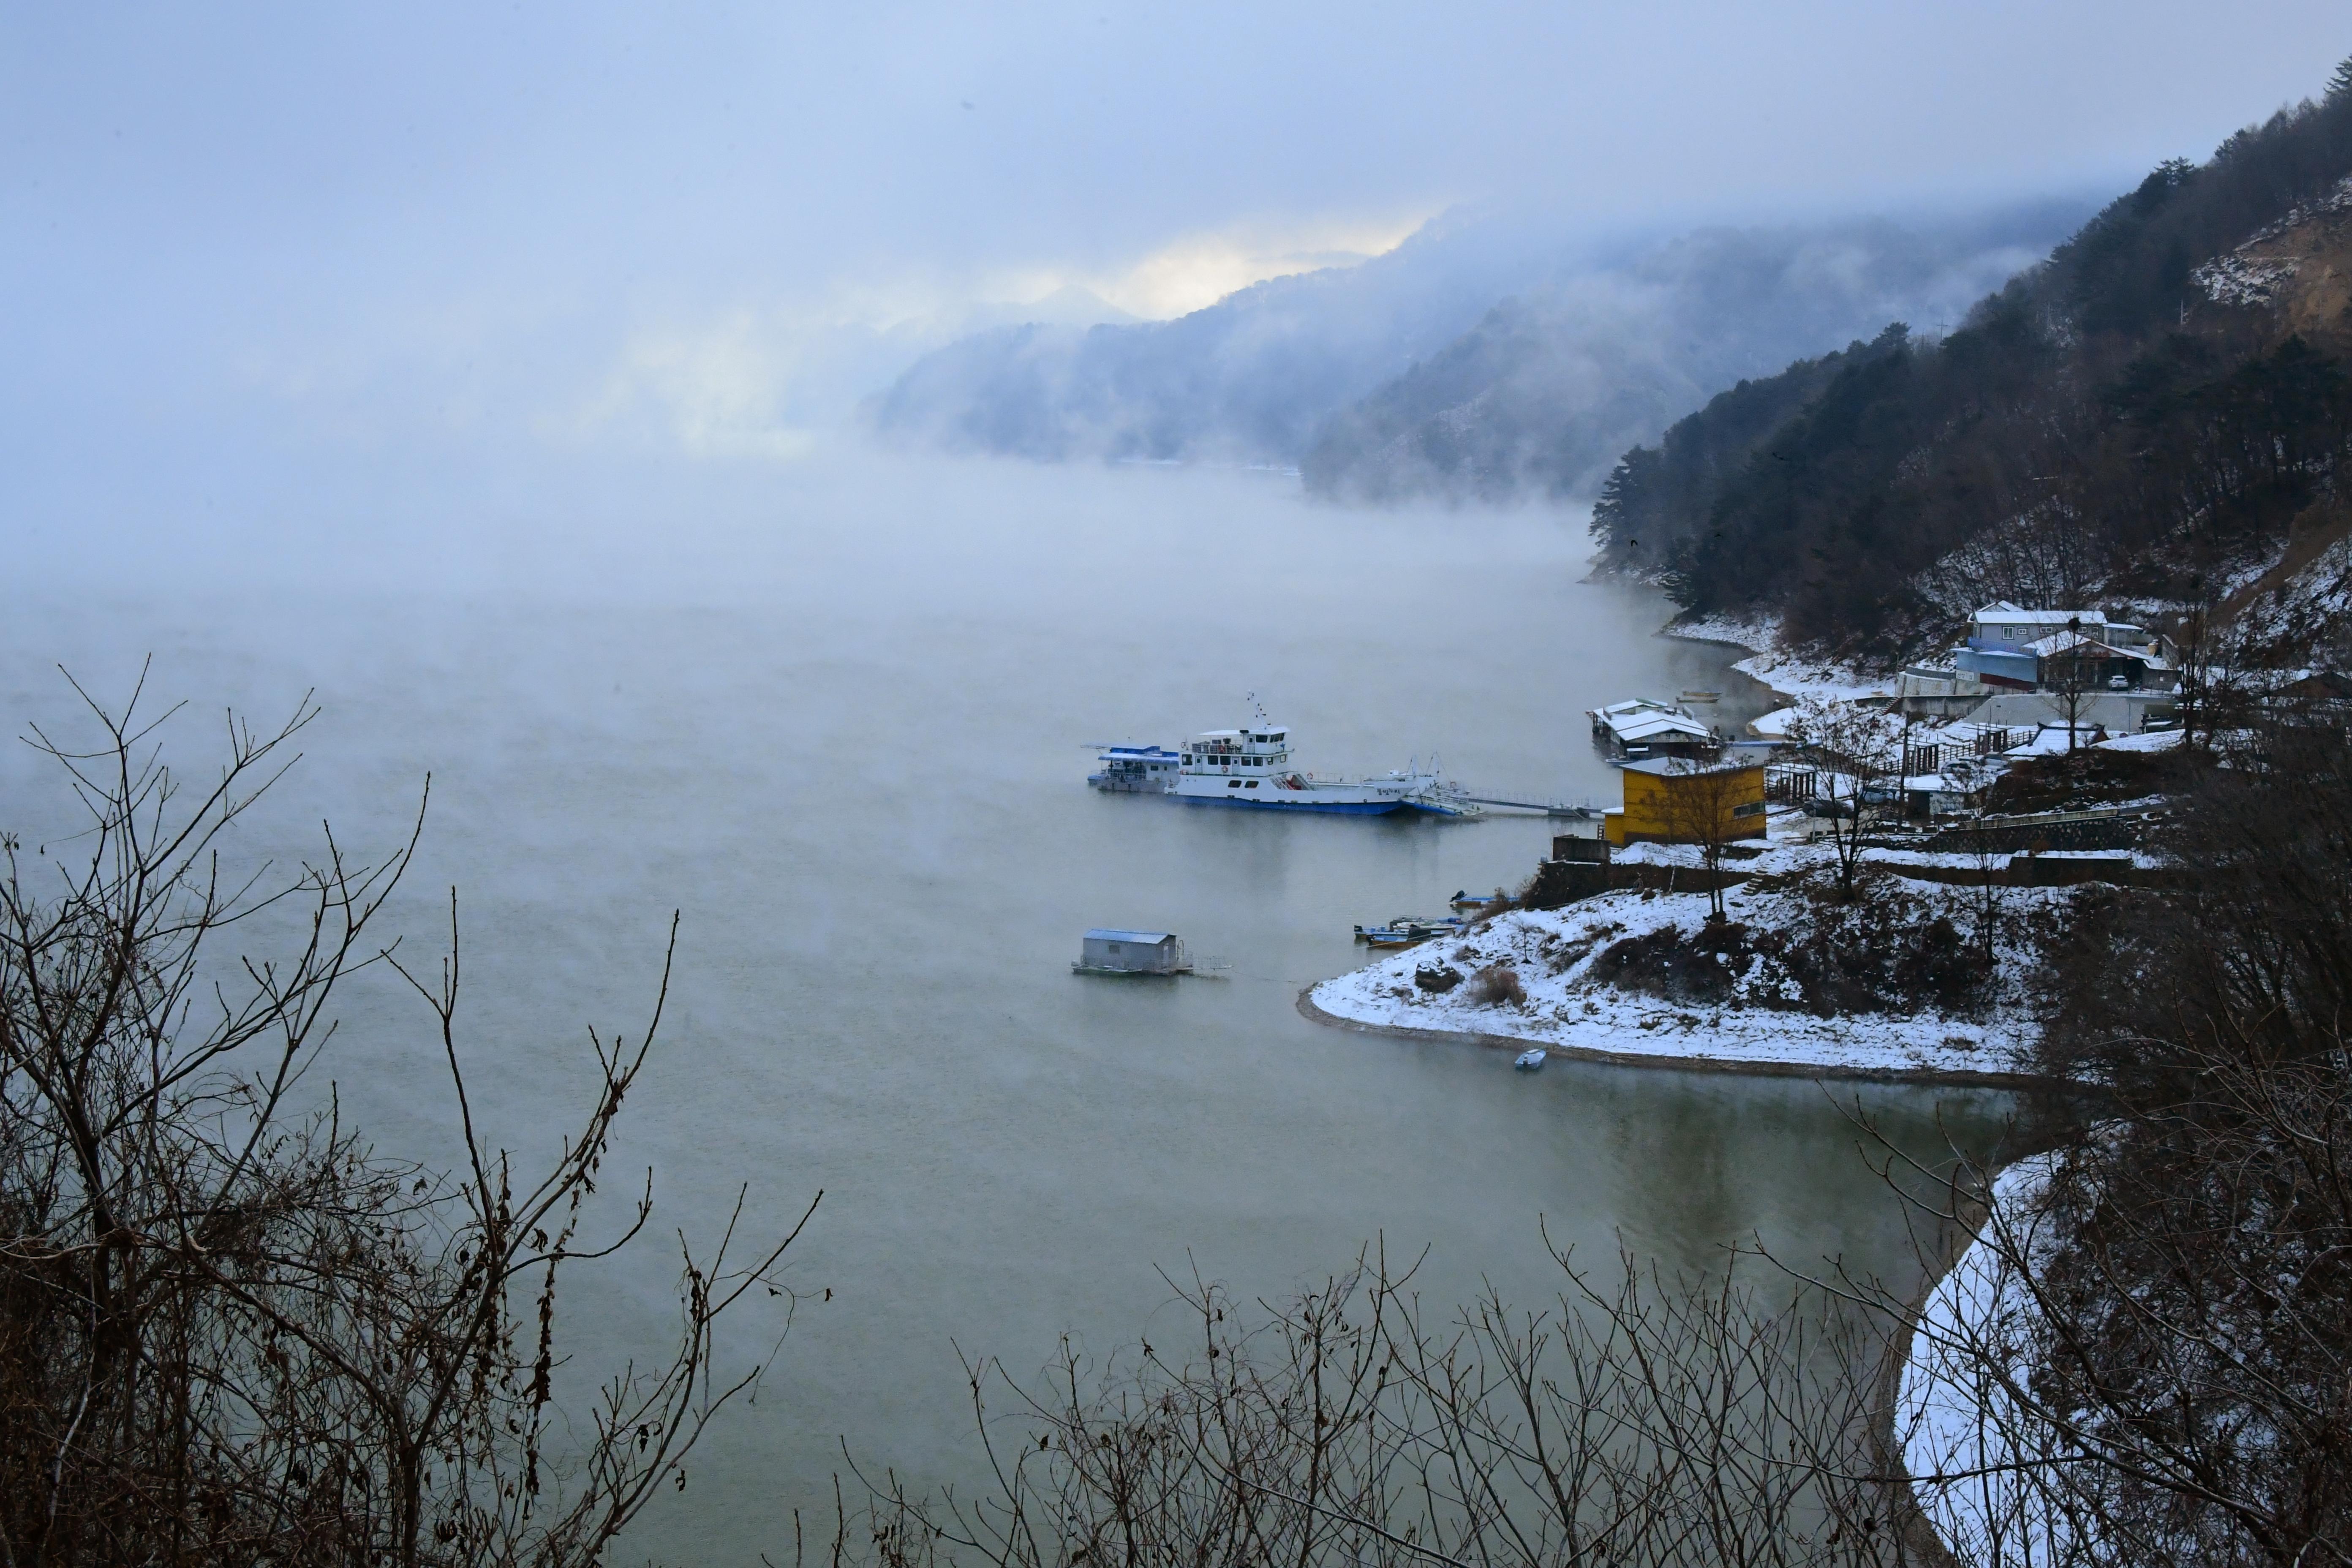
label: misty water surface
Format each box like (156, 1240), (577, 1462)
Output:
(0, 449), (2023, 1561)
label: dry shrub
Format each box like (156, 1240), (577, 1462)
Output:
(0, 680), (803, 1568)
(837, 1247), (1914, 1568)
(1468, 964), (1526, 1007)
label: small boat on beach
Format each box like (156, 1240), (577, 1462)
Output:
(1449, 889), (1510, 908)
(1353, 914), (1463, 944)
(1514, 1048), (1547, 1070)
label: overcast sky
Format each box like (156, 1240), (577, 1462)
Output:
(4, 3), (2348, 457)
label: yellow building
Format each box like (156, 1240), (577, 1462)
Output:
(1603, 757), (1768, 848)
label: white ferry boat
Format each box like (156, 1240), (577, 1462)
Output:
(1168, 715), (1478, 816)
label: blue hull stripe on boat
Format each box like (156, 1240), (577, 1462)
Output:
(1173, 795), (1402, 815)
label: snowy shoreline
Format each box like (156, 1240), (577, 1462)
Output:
(1896, 1152), (2074, 1563)
(1300, 851), (2083, 1087)
(1658, 613), (1896, 703)
(1295, 986), (2053, 1086)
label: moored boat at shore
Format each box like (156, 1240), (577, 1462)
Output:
(1354, 914), (1463, 943)
(1165, 710), (1480, 816)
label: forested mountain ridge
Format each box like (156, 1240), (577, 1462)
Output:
(866, 205), (2085, 472)
(1297, 215), (2078, 504)
(865, 211), (1572, 464)
(1596, 56), (2352, 666)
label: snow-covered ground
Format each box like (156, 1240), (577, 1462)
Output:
(1727, 647), (1895, 703)
(1660, 610), (1777, 651)
(1898, 1151), (2080, 1564)
(1659, 613), (1895, 702)
(1304, 845), (2077, 1082)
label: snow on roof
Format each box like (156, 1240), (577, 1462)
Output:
(1903, 772), (1994, 792)
(1610, 713), (1716, 742)
(1622, 756), (1760, 777)
(1919, 719), (2009, 744)
(1973, 605), (2107, 626)
(2095, 728), (2186, 753)
(2003, 724), (2100, 757)
(2020, 629), (2142, 658)
(1084, 928), (1175, 944)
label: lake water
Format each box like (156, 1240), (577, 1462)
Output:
(2, 446), (2023, 1561)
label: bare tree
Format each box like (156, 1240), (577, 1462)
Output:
(834, 1241), (1928, 1568)
(0, 672), (810, 1567)
(2042, 620), (2101, 756)
(2168, 593), (2256, 757)
(2170, 597), (2220, 753)
(1652, 761), (1757, 923)
(1786, 697), (1901, 901)
(1961, 792), (2007, 972)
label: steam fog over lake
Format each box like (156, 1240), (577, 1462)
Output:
(0, 447), (2021, 1558)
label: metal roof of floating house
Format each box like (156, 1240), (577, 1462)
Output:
(1084, 928), (1176, 945)
(1590, 699), (1716, 747)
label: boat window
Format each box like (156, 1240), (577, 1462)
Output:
(1245, 780), (1258, 788)
(1228, 780), (1241, 788)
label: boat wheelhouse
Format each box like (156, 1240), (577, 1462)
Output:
(1088, 745), (1182, 793)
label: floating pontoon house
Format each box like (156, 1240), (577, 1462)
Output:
(1588, 698), (1719, 763)
(1075, 929), (1189, 975)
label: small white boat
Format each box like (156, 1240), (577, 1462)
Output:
(1514, 1047), (1547, 1071)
